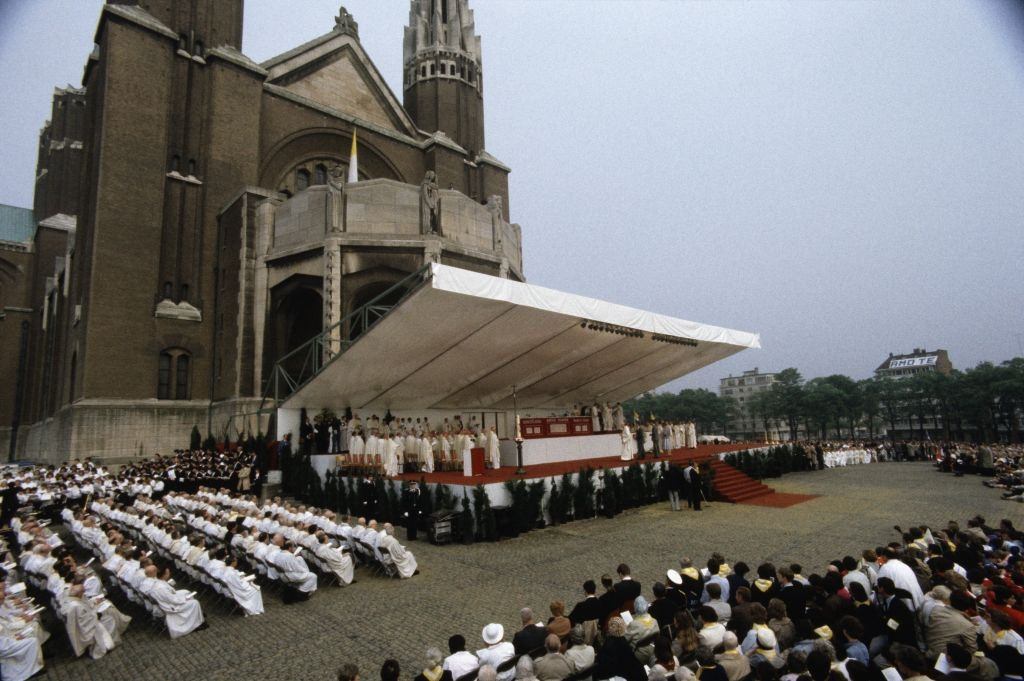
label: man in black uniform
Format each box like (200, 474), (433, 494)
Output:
(402, 481), (422, 541)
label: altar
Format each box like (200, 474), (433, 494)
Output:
(498, 432), (622, 467)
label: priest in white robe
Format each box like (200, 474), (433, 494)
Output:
(0, 622), (44, 681)
(379, 523), (418, 578)
(485, 427), (501, 470)
(212, 553), (264, 616)
(145, 566), (205, 638)
(63, 585), (114, 659)
(313, 531), (354, 585)
(273, 540), (318, 593)
(601, 403), (614, 433)
(620, 426), (634, 461)
(419, 436), (435, 474)
(460, 432), (474, 477)
(613, 403), (625, 430)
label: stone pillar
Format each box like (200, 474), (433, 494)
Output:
(251, 198), (278, 393)
(323, 237), (344, 359)
(423, 238), (442, 266)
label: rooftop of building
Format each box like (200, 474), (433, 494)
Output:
(875, 348), (950, 373)
(0, 204), (35, 244)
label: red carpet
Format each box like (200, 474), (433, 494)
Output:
(392, 443), (813, 506)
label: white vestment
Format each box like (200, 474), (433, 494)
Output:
(419, 438), (434, 473)
(601, 404), (613, 432)
(64, 596), (114, 659)
(485, 430), (501, 469)
(620, 427), (633, 461)
(877, 559), (924, 609)
(148, 579), (205, 638)
(379, 533), (418, 578)
(220, 567), (264, 615)
(349, 434), (364, 457)
(314, 542), (354, 585)
(0, 628), (44, 681)
(275, 551), (318, 593)
(461, 437), (474, 477)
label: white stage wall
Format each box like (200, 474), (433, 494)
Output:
(498, 434), (621, 467)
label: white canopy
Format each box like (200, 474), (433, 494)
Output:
(283, 264), (760, 411)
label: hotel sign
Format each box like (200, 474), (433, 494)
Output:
(889, 356), (937, 369)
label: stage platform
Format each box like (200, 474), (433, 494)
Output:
(394, 443), (748, 485)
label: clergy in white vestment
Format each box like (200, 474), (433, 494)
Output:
(876, 553), (924, 609)
(273, 540), (318, 593)
(145, 566), (205, 638)
(0, 622), (44, 681)
(313, 531), (354, 585)
(613, 403), (625, 430)
(485, 427), (501, 470)
(441, 434), (452, 468)
(349, 431), (365, 458)
(404, 433), (418, 465)
(601, 403), (613, 433)
(620, 426), (633, 461)
(687, 422), (697, 448)
(419, 436), (435, 473)
(63, 585), (115, 659)
(384, 438), (400, 477)
(212, 551), (264, 616)
(378, 523), (418, 578)
(591, 403), (601, 432)
(461, 432), (474, 477)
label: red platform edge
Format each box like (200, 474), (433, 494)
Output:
(391, 443), (817, 507)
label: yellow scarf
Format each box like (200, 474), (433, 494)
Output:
(682, 567), (700, 580)
(754, 578), (773, 592)
(423, 668), (443, 681)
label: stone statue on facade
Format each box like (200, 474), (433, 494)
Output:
(420, 170), (440, 236)
(487, 194), (504, 249)
(327, 162), (346, 232)
(335, 6), (359, 38)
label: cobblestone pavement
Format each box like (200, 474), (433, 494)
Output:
(36, 462), (1022, 681)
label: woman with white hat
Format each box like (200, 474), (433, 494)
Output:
(477, 623), (516, 681)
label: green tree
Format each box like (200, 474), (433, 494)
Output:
(769, 368), (805, 441)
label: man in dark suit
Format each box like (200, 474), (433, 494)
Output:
(597, 574), (621, 622)
(648, 581), (679, 630)
(569, 579), (603, 625)
(876, 577), (917, 648)
(614, 563), (641, 608)
(777, 566), (807, 622)
(512, 607), (548, 655)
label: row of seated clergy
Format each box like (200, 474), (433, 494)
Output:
(70, 505), (206, 638)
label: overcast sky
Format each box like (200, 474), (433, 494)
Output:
(1, 0), (1022, 392)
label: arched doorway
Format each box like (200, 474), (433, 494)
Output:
(347, 280), (411, 341)
(267, 279), (323, 383)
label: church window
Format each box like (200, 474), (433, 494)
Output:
(194, 41), (204, 57)
(187, 159), (197, 176)
(171, 155), (180, 172)
(315, 164), (328, 185)
(175, 354), (190, 399)
(158, 349), (191, 400)
(421, 65), (427, 78)
(158, 352), (173, 399)
(430, 64), (436, 76)
(163, 281), (173, 299)
(441, 0), (449, 23)
(295, 168), (310, 191)
(179, 283), (189, 302)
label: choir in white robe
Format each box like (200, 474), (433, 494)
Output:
(349, 433), (365, 458)
(147, 578), (205, 638)
(378, 533), (418, 578)
(485, 429), (501, 469)
(64, 596), (114, 659)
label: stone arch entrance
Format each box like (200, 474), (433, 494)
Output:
(266, 276), (323, 382)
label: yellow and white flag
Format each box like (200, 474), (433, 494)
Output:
(347, 129), (359, 183)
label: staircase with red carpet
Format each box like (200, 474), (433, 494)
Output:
(704, 456), (776, 503)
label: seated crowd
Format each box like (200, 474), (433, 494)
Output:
(339, 515), (1024, 681)
(0, 453), (419, 681)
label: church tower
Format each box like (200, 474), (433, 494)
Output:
(403, 0), (484, 156)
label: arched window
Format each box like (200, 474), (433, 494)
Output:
(421, 65), (427, 78)
(179, 283), (189, 302)
(187, 159), (197, 176)
(171, 155), (180, 172)
(158, 352), (173, 399)
(158, 349), (191, 400)
(163, 281), (173, 299)
(315, 164), (328, 186)
(194, 40), (204, 57)
(295, 168), (310, 191)
(175, 355), (190, 399)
